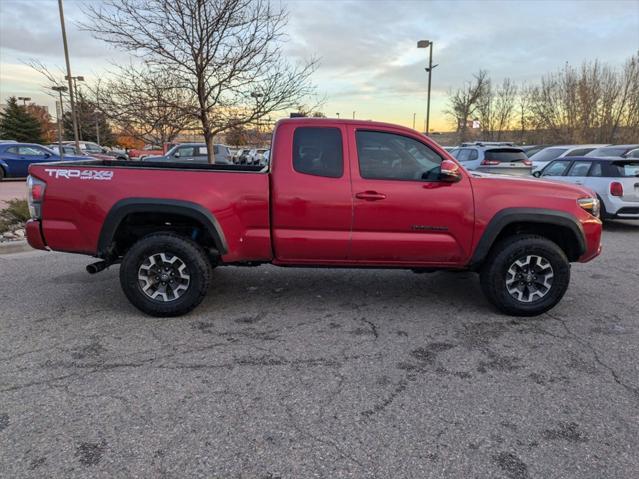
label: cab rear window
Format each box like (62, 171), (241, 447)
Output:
(293, 127), (343, 178)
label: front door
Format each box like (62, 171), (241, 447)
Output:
(348, 128), (474, 266)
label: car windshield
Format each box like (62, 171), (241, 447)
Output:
(610, 161), (639, 177)
(586, 146), (636, 157)
(530, 148), (568, 162)
(484, 149), (527, 163)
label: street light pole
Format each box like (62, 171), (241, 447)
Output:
(418, 40), (438, 136)
(57, 0), (80, 151)
(18, 97), (31, 106)
(413, 113), (416, 129)
(336, 112), (340, 119)
(51, 86), (68, 160)
(352, 111), (355, 119)
(94, 111), (100, 145)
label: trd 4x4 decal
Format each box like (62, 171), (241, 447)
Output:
(44, 169), (114, 180)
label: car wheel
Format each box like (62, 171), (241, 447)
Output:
(119, 232), (213, 317)
(0, 167), (4, 181)
(480, 234), (570, 317)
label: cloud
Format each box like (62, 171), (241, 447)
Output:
(2, 0), (637, 130)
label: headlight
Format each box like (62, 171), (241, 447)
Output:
(578, 197), (600, 218)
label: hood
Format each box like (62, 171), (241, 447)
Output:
(469, 171), (595, 198)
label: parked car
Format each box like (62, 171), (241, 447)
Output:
(248, 148), (269, 165)
(26, 118), (602, 318)
(234, 148), (251, 164)
(449, 145), (531, 176)
(530, 144), (608, 173)
(47, 144), (86, 156)
(520, 145), (550, 157)
(143, 143), (232, 164)
(585, 144), (639, 159)
(62, 141), (129, 161)
(0, 143), (85, 180)
(128, 143), (177, 160)
(536, 156), (639, 220)
(625, 148), (639, 159)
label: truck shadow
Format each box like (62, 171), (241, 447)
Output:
(603, 220), (639, 232)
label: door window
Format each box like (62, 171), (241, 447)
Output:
(18, 146), (46, 156)
(541, 161), (570, 177)
(565, 148), (593, 157)
(292, 127), (343, 178)
(456, 149), (471, 162)
(356, 130), (443, 181)
(589, 162), (602, 177)
(567, 161), (592, 177)
(468, 149), (479, 161)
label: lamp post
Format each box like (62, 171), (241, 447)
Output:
(18, 96), (31, 106)
(94, 110), (101, 145)
(57, 0), (80, 150)
(413, 112), (416, 129)
(336, 112), (340, 119)
(66, 75), (85, 140)
(51, 86), (68, 160)
(417, 40), (438, 136)
(352, 111), (355, 119)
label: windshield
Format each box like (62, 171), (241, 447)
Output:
(530, 147), (568, 162)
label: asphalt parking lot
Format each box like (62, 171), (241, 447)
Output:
(1, 221), (638, 478)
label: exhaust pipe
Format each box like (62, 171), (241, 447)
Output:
(86, 261), (108, 274)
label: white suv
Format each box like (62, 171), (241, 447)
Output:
(449, 144), (531, 176)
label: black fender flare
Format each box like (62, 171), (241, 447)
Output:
(98, 198), (228, 256)
(470, 208), (586, 267)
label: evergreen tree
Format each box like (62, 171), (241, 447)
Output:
(0, 96), (44, 143)
(63, 92), (116, 146)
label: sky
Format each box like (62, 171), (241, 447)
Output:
(1, 0), (638, 132)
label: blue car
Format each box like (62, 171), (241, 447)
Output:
(0, 143), (87, 180)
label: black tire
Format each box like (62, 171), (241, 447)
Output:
(119, 232), (212, 317)
(479, 234), (570, 317)
(0, 167), (5, 181)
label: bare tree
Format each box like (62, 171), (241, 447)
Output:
(493, 78), (517, 140)
(84, 0), (317, 163)
(476, 78), (494, 140)
(89, 66), (196, 146)
(445, 70), (489, 142)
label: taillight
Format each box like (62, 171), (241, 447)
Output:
(523, 159), (532, 166)
(27, 175), (46, 219)
(610, 181), (624, 197)
(481, 160), (500, 166)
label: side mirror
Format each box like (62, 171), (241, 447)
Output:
(439, 159), (463, 183)
(174, 152), (180, 158)
(532, 171), (542, 178)
(43, 152), (51, 158)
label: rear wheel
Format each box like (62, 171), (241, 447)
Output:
(119, 232), (212, 317)
(0, 167), (5, 181)
(480, 235), (570, 316)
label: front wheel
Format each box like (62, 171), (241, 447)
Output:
(119, 232), (213, 317)
(480, 235), (570, 316)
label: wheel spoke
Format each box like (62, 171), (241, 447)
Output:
(137, 252), (191, 303)
(506, 254), (554, 303)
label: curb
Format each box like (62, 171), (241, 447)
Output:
(0, 240), (33, 255)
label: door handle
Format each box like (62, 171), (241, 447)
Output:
(355, 191), (386, 201)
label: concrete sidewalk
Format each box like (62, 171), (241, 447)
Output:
(0, 179), (26, 207)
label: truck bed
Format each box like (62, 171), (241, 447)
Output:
(29, 159), (271, 262)
(61, 158), (265, 172)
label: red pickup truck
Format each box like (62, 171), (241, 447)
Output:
(26, 118), (602, 317)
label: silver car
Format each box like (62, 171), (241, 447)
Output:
(144, 143), (232, 164)
(537, 157), (639, 220)
(530, 144), (608, 173)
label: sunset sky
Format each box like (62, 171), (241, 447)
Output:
(1, 0), (638, 132)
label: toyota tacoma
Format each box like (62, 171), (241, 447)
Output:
(25, 118), (602, 317)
